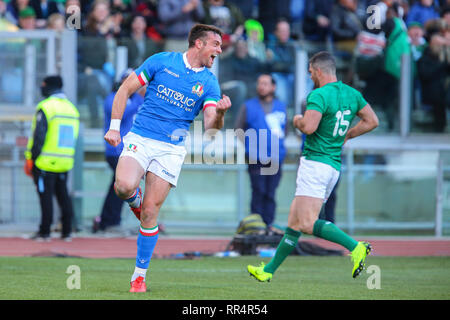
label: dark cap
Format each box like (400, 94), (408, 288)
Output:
(43, 75), (63, 89)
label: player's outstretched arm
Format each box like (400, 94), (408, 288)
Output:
(104, 72), (142, 147)
(204, 94), (231, 131)
(344, 104), (379, 144)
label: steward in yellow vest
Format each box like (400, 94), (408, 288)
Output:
(24, 76), (79, 241)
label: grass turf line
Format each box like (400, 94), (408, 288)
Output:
(0, 256), (449, 300)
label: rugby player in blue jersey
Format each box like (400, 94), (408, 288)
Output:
(104, 24), (231, 293)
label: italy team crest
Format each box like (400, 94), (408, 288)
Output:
(192, 83), (204, 97)
(127, 143), (137, 152)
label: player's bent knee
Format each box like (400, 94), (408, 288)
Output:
(114, 179), (136, 199)
(297, 219), (314, 235)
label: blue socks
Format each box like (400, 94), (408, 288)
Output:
(132, 224), (159, 282)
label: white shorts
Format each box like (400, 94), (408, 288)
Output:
(120, 132), (187, 187)
(295, 156), (340, 202)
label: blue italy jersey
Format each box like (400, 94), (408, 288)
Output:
(131, 52), (221, 145)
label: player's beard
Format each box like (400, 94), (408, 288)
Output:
(312, 78), (320, 89)
(258, 92), (274, 101)
(202, 56), (212, 68)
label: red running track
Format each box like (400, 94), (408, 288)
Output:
(0, 237), (449, 258)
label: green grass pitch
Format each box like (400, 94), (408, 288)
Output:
(0, 256), (449, 300)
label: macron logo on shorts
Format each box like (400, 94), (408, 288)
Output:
(162, 169), (175, 179)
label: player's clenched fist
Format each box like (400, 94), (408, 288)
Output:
(293, 114), (303, 129)
(104, 129), (121, 147)
(216, 94), (231, 115)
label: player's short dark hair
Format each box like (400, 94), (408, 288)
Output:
(188, 24), (223, 48)
(309, 51), (336, 75)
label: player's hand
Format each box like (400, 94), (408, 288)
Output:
(104, 129), (121, 147)
(23, 159), (33, 177)
(216, 94), (231, 116)
(293, 114), (303, 129)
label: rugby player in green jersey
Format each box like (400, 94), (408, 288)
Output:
(247, 51), (379, 282)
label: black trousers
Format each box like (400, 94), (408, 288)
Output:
(248, 162), (282, 226)
(32, 167), (74, 237)
(99, 156), (124, 229)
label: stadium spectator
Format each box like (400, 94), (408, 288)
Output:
(158, 0), (204, 52)
(118, 14), (161, 68)
(203, 0), (245, 50)
(287, 0), (305, 40)
(78, 0), (115, 128)
(417, 31), (450, 132)
(257, 0), (291, 39)
(24, 75), (80, 242)
(133, 0), (163, 42)
(234, 74), (287, 227)
(93, 69), (143, 234)
(397, 0), (410, 18)
(226, 0), (255, 19)
(84, 0), (118, 37)
(110, 0), (133, 22)
(0, 0), (19, 30)
(330, 0), (363, 54)
(407, 21), (427, 113)
(383, 4), (411, 80)
(79, 0), (93, 16)
(353, 13), (387, 130)
(266, 18), (296, 109)
(18, 6), (36, 29)
(47, 12), (65, 31)
(29, 0), (64, 28)
(6, 0), (30, 26)
(406, 0), (440, 27)
(302, 0), (333, 43)
(244, 19), (267, 63)
(220, 39), (266, 121)
(371, 0), (394, 26)
(408, 21), (427, 61)
(442, 5), (450, 26)
(376, 4), (411, 130)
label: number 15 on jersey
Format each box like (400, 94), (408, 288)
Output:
(333, 110), (351, 137)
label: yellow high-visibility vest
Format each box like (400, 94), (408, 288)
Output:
(25, 95), (80, 173)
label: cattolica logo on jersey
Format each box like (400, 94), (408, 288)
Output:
(192, 83), (204, 97)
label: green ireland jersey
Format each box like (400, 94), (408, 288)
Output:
(302, 81), (368, 171)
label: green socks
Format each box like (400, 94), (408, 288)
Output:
(262, 220), (358, 275)
(263, 227), (301, 274)
(313, 219), (358, 252)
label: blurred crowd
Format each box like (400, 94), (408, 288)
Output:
(0, 0), (449, 131)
